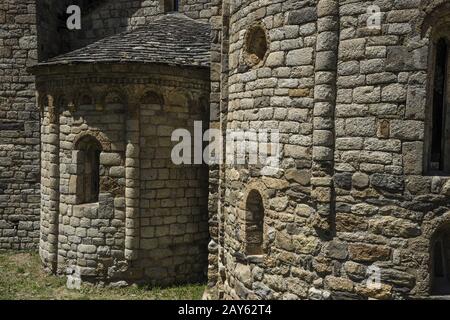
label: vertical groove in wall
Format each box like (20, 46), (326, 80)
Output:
(217, 0), (230, 299)
(40, 94), (60, 272)
(125, 101), (141, 261)
(205, 0), (224, 299)
(311, 0), (340, 237)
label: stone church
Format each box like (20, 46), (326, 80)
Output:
(2, 0), (450, 300)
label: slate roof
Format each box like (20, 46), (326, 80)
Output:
(39, 13), (211, 68)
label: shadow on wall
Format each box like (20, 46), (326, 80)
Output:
(37, 0), (152, 60)
(431, 224), (450, 295)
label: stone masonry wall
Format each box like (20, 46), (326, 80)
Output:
(0, 0), (40, 250)
(38, 79), (128, 276)
(137, 78), (210, 286)
(36, 63), (210, 285)
(57, 101), (127, 279)
(211, 0), (450, 300)
(329, 0), (450, 299)
(219, 0), (321, 300)
(204, 0), (225, 299)
(0, 0), (218, 255)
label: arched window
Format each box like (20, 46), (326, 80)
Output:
(245, 190), (265, 256)
(428, 37), (450, 173)
(75, 136), (102, 204)
(431, 225), (450, 295)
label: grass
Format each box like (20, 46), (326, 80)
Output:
(0, 250), (205, 300)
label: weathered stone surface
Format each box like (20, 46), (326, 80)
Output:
(390, 120), (424, 140)
(288, 8), (318, 25)
(308, 287), (331, 300)
(235, 264), (252, 287)
(285, 169), (311, 185)
(339, 39), (366, 60)
(334, 172), (352, 190)
(344, 261), (367, 281)
(325, 276), (354, 292)
(370, 174), (404, 192)
(265, 52), (285, 67)
(336, 214), (369, 232)
(276, 232), (295, 251)
(442, 180), (450, 196)
(403, 142), (423, 175)
(295, 204), (314, 217)
(352, 172), (369, 189)
(78, 244), (97, 254)
(5, 0), (450, 302)
(348, 244), (391, 262)
(286, 48), (314, 66)
(265, 274), (288, 292)
(269, 196), (289, 211)
(382, 84), (407, 102)
(370, 217), (421, 238)
(351, 203), (378, 216)
(312, 256), (333, 275)
(324, 240), (348, 260)
(100, 153), (122, 166)
(380, 269), (416, 288)
(345, 117), (377, 136)
(406, 176), (431, 194)
(355, 283), (392, 299)
(293, 235), (321, 255)
(252, 282), (273, 299)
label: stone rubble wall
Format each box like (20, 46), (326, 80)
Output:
(36, 64), (210, 285)
(0, 0), (219, 253)
(57, 102), (127, 279)
(330, 0), (443, 299)
(0, 0), (40, 250)
(204, 0), (224, 299)
(219, 0), (320, 300)
(212, 0), (450, 300)
(39, 94), (59, 269)
(137, 76), (210, 286)
(6, 0), (450, 300)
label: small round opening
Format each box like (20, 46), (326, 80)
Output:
(243, 25), (269, 67)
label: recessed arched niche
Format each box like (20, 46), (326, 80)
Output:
(431, 223), (450, 295)
(104, 90), (125, 105)
(243, 24), (269, 68)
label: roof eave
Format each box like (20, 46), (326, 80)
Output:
(28, 59), (210, 75)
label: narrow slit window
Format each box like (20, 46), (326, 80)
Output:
(430, 38), (449, 173)
(431, 227), (450, 295)
(434, 240), (444, 277)
(245, 190), (265, 256)
(83, 144), (100, 203)
(75, 136), (101, 204)
(161, 0), (179, 13)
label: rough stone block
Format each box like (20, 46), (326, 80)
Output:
(288, 8), (318, 25)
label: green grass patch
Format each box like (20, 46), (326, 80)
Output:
(0, 250), (205, 300)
